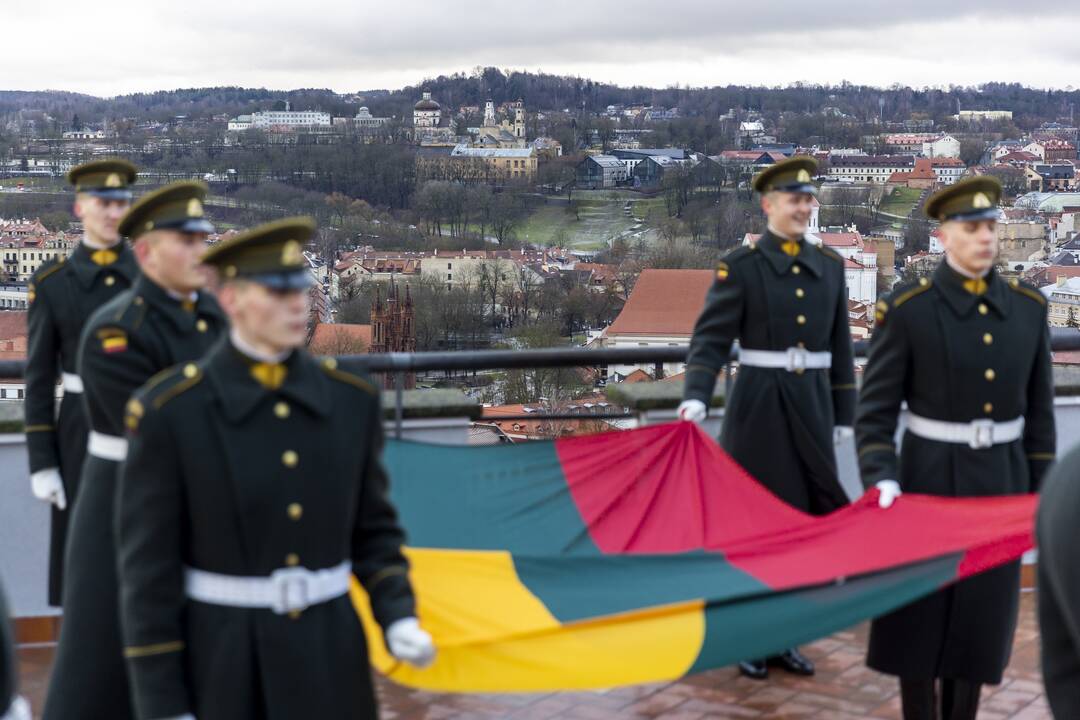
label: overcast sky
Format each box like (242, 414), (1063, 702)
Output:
(8, 1), (1080, 97)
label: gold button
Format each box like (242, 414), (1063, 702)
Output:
(796, 315), (806, 325)
(196, 319), (208, 333)
(984, 368), (996, 382)
(323, 357), (338, 370)
(983, 333), (993, 345)
(285, 553), (300, 566)
(795, 288), (805, 299)
(983, 402), (993, 414)
(288, 610), (302, 620)
(1009, 278), (1019, 288)
(104, 275), (115, 286)
(274, 401), (290, 419)
(287, 503), (303, 521)
(134, 296), (144, 305)
(978, 303), (988, 315)
(919, 277), (929, 287)
(183, 363), (198, 378)
(282, 450), (298, 468)
(792, 266), (801, 275)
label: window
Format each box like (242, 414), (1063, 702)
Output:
(447, 273), (452, 281)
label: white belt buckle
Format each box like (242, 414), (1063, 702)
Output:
(970, 419), (994, 449)
(270, 567), (311, 614)
(786, 347), (807, 373)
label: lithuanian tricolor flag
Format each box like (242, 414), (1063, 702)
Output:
(352, 422), (1036, 692)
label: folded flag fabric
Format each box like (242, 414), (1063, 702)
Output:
(352, 421), (1036, 692)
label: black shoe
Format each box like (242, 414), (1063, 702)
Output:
(772, 648), (815, 676)
(738, 659), (768, 680)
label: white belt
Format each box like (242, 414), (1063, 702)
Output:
(62, 372), (83, 393)
(88, 431), (128, 461)
(905, 412), (1025, 449)
(739, 347), (832, 372)
(184, 560), (352, 615)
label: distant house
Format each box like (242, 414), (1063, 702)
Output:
(597, 268), (714, 379)
(886, 158), (938, 190)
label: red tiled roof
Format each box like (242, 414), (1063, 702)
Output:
(818, 232), (863, 248)
(308, 323), (372, 354)
(621, 369), (653, 383)
(605, 269), (714, 337)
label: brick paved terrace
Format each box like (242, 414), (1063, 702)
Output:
(17, 593), (1050, 719)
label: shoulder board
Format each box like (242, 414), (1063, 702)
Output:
(1007, 278), (1047, 306)
(142, 362), (205, 412)
(723, 244), (756, 263)
(889, 277), (934, 309)
(816, 244), (844, 262)
(32, 256), (67, 285)
(109, 292), (149, 330)
(320, 357), (377, 395)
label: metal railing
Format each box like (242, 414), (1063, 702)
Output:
(5, 328), (1079, 439)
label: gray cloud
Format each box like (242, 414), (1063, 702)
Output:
(6, 1), (1080, 95)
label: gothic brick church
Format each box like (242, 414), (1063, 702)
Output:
(370, 276), (416, 388)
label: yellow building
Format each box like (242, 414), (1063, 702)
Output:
(449, 145), (537, 181)
(1, 233), (75, 282)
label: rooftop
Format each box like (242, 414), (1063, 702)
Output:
(605, 269), (714, 337)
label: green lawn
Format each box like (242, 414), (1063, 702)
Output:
(879, 187), (924, 217)
(517, 192), (657, 251)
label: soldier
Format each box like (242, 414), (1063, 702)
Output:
(855, 176), (1055, 720)
(678, 156), (856, 679)
(24, 159), (138, 606)
(43, 182), (226, 720)
(115, 217), (433, 720)
(1037, 443), (1080, 718)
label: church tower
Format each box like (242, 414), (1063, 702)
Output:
(513, 99), (525, 139)
(484, 100), (496, 127)
(369, 275), (416, 389)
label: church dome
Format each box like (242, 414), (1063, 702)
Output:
(414, 96), (441, 111)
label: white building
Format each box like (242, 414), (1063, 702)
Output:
(929, 228), (945, 254)
(227, 115), (253, 131)
(351, 107), (388, 128)
(1040, 277), (1080, 326)
(250, 109), (330, 129)
(813, 231), (878, 306)
(828, 156), (915, 184)
(228, 105), (331, 131)
(0, 284), (28, 310)
(1024, 142), (1046, 160)
(922, 134), (960, 159)
(930, 157), (966, 185)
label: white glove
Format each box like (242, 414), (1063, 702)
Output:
(1, 696), (31, 720)
(677, 399), (707, 424)
(31, 468), (66, 510)
(833, 426), (854, 444)
(386, 617), (435, 668)
(875, 480), (902, 509)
